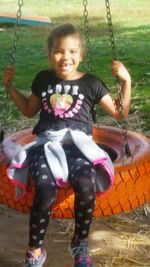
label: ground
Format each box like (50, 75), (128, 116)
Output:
(0, 202), (150, 267)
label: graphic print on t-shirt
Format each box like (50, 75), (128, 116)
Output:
(41, 83), (84, 118)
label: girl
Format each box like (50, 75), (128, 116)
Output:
(3, 23), (131, 267)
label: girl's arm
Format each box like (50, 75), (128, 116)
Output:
(3, 65), (41, 117)
(99, 60), (131, 119)
(9, 88), (41, 117)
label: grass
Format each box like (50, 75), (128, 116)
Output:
(0, 0), (150, 133)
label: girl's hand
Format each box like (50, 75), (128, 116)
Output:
(112, 60), (131, 83)
(3, 65), (16, 90)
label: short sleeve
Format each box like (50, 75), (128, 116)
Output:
(31, 72), (43, 98)
(94, 78), (109, 104)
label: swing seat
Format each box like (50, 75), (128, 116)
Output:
(0, 125), (150, 218)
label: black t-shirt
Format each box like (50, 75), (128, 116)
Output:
(31, 69), (109, 135)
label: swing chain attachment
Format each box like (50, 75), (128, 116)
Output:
(83, 0), (92, 73)
(104, 0), (133, 162)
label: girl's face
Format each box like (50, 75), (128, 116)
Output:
(49, 35), (83, 80)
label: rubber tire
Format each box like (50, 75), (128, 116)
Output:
(0, 125), (150, 218)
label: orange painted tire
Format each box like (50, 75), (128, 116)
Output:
(0, 126), (150, 218)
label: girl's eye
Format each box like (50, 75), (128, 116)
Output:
(53, 49), (78, 55)
(54, 50), (61, 54)
(71, 50), (77, 54)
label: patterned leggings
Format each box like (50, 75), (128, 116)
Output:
(28, 144), (97, 248)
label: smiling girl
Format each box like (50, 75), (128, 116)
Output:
(3, 23), (131, 267)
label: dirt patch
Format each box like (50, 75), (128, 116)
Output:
(0, 202), (150, 267)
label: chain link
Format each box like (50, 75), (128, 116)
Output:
(83, 0), (97, 122)
(9, 0), (23, 65)
(104, 0), (132, 161)
(105, 0), (123, 114)
(0, 0), (23, 142)
(83, 0), (92, 72)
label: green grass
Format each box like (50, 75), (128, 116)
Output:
(0, 0), (150, 132)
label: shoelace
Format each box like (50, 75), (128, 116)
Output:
(70, 243), (88, 257)
(27, 258), (39, 264)
(25, 253), (40, 265)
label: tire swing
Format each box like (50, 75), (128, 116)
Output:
(0, 1), (150, 219)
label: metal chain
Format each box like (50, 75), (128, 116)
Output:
(83, 0), (97, 122)
(105, 0), (123, 114)
(83, 0), (92, 72)
(10, 0), (23, 65)
(104, 0), (133, 161)
(0, 0), (23, 143)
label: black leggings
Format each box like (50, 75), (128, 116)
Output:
(28, 144), (97, 248)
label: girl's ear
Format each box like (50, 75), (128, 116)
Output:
(79, 56), (83, 63)
(80, 49), (84, 62)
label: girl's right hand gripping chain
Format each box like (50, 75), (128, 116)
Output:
(3, 65), (16, 92)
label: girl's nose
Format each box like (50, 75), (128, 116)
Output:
(63, 51), (70, 59)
